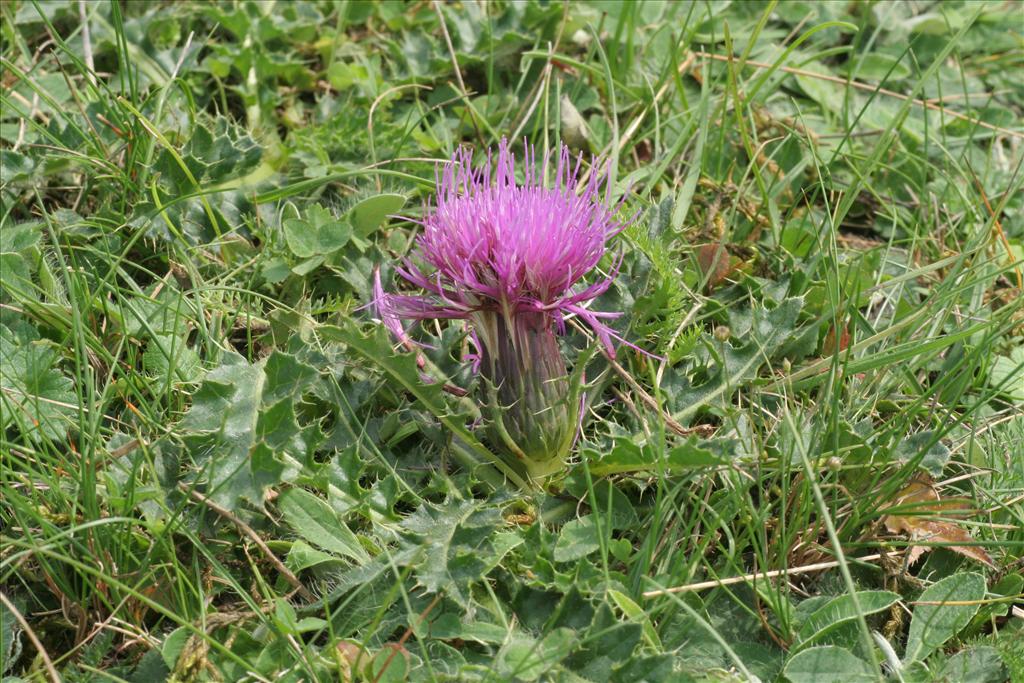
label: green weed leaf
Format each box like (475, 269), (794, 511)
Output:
(936, 645), (1009, 683)
(278, 488), (369, 564)
(497, 628), (576, 681)
(554, 515), (601, 562)
(283, 204), (352, 257)
(904, 572), (986, 664)
(348, 193), (406, 238)
(894, 431), (951, 476)
(0, 324), (75, 443)
(795, 590), (900, 650)
(784, 645), (876, 683)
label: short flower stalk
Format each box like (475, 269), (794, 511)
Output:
(375, 139), (633, 483)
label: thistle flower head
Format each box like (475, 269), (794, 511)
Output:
(375, 138), (634, 481)
(382, 138), (629, 355)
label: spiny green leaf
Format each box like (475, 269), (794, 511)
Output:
(584, 436), (734, 476)
(399, 497), (504, 606)
(669, 297), (805, 423)
(1, 591), (24, 673)
(177, 350), (319, 511)
(318, 319), (528, 489)
(154, 117), (261, 192)
(624, 197), (688, 356)
(573, 603), (642, 666)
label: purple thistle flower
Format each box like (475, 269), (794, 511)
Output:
(375, 138), (634, 480)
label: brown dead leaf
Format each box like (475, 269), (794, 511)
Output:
(696, 243), (735, 291)
(822, 321), (850, 356)
(882, 478), (995, 568)
(505, 512), (535, 526)
(336, 641), (367, 683)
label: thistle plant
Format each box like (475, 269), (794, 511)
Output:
(375, 139), (633, 481)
